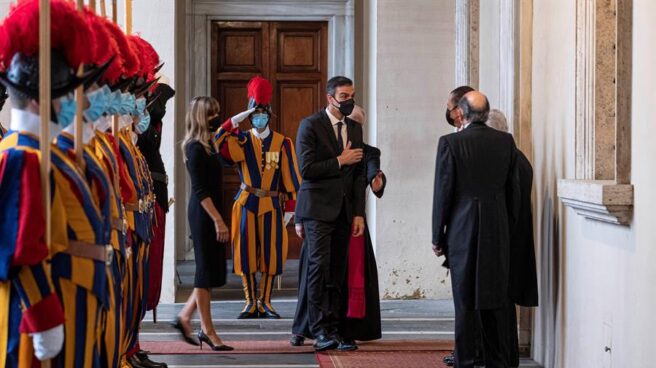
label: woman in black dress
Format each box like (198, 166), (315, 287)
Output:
(172, 96), (233, 351)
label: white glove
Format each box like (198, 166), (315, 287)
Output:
(30, 324), (64, 361)
(284, 212), (294, 227)
(230, 108), (256, 128)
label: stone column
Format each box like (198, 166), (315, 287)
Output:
(455, 0), (479, 88)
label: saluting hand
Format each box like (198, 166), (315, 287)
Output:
(337, 141), (364, 166)
(215, 220), (230, 243)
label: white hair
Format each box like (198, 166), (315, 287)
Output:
(486, 108), (509, 132)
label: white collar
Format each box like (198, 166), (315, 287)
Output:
(463, 122), (472, 130)
(63, 122), (95, 145)
(11, 108), (66, 141)
(325, 107), (344, 126)
(251, 126), (271, 140)
(10, 108), (41, 135)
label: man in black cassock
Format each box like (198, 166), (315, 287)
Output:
(486, 109), (539, 367)
(432, 91), (520, 368)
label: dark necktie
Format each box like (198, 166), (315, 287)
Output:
(336, 121), (344, 152)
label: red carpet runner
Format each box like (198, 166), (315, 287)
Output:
(140, 339), (454, 356)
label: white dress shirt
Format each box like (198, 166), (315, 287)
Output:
(326, 108), (348, 146)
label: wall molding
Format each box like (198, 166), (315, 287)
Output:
(455, 0), (479, 88)
(558, 0), (633, 226)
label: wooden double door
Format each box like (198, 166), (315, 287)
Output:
(211, 21), (328, 259)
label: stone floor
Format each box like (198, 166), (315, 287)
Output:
(138, 261), (541, 367)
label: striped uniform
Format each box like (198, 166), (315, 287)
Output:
(215, 120), (301, 314)
(0, 131), (65, 368)
(57, 132), (124, 368)
(49, 140), (110, 368)
(118, 130), (153, 358)
(93, 129), (128, 368)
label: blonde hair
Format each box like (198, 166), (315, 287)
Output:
(182, 96), (221, 160)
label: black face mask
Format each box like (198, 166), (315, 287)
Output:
(208, 116), (222, 131)
(445, 108), (455, 127)
(332, 97), (355, 116)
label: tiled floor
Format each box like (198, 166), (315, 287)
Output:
(137, 261), (541, 367)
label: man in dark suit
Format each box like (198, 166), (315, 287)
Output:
(294, 76), (367, 352)
(486, 109), (539, 367)
(432, 91), (520, 368)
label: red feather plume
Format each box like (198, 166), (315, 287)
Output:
(84, 9), (123, 84)
(247, 76), (272, 106)
(102, 19), (139, 78)
(0, 0), (95, 70)
(125, 36), (142, 78)
(129, 35), (159, 80)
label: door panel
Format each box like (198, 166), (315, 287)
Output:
(212, 20), (328, 259)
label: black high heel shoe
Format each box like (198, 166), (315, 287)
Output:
(197, 330), (234, 351)
(171, 317), (199, 346)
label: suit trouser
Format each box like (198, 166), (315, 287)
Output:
(453, 293), (512, 368)
(302, 206), (350, 338)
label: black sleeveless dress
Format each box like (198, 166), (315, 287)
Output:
(185, 140), (227, 288)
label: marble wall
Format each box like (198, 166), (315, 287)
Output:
(367, 0), (456, 299)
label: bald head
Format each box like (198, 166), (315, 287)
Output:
(486, 109), (509, 132)
(458, 91), (490, 124)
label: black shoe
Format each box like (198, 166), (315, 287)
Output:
(197, 330), (234, 351)
(258, 308), (281, 319)
(128, 354), (166, 368)
(313, 335), (338, 351)
(238, 310), (259, 319)
(289, 334), (305, 346)
(135, 351), (168, 367)
(258, 301), (281, 319)
(170, 317), (200, 346)
(336, 338), (358, 352)
(443, 353), (455, 367)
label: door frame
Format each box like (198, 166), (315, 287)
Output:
(180, 0), (355, 258)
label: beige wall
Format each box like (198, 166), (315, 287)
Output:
(132, 0), (179, 304)
(368, 0), (455, 299)
(527, 0), (656, 366)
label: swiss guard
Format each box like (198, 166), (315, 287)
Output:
(0, 0), (106, 367)
(215, 76), (301, 319)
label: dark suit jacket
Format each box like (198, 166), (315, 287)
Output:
(432, 122), (520, 310)
(295, 110), (366, 223)
(364, 144), (386, 198)
(508, 150), (539, 307)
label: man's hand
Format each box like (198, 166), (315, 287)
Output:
(432, 244), (444, 258)
(337, 141), (363, 167)
(295, 223), (305, 239)
(371, 171), (384, 193)
(352, 216), (365, 237)
(230, 107), (256, 128)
